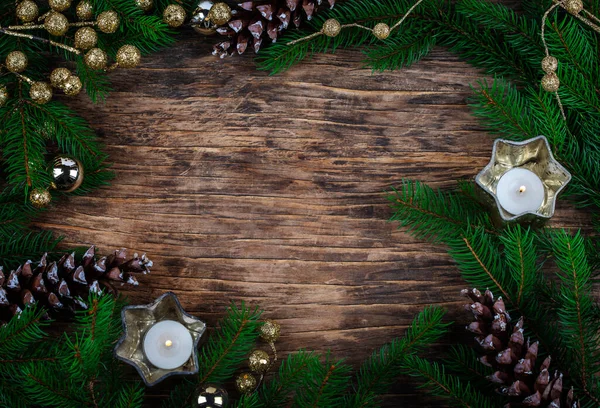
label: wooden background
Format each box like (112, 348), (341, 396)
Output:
(33, 37), (587, 406)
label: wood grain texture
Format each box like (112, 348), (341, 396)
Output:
(33, 37), (589, 406)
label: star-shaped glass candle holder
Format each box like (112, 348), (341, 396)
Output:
(114, 292), (206, 386)
(475, 136), (571, 226)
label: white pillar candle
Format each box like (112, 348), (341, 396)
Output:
(496, 168), (545, 215)
(143, 320), (193, 370)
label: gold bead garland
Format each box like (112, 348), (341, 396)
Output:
(16, 0), (39, 23)
(323, 19), (342, 37)
(29, 188), (52, 208)
(0, 86), (8, 108)
(116, 45), (142, 69)
(373, 23), (391, 40)
(84, 48), (108, 70)
(541, 73), (560, 92)
(75, 0), (94, 20)
(208, 2), (232, 26)
(49, 0), (72, 12)
(62, 75), (83, 96)
(6, 51), (28, 73)
(235, 372), (257, 394)
(259, 320), (281, 342)
(30, 82), (53, 104)
(135, 0), (154, 12)
(97, 10), (120, 34)
(44, 12), (70, 36)
(50, 67), (71, 88)
(163, 4), (187, 28)
(248, 350), (270, 374)
(541, 56), (558, 74)
(74, 27), (97, 50)
(564, 0), (584, 14)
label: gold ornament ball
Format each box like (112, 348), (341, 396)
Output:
(248, 350), (270, 374)
(52, 156), (84, 192)
(541, 55), (558, 73)
(29, 188), (52, 208)
(541, 73), (560, 92)
(97, 10), (120, 33)
(235, 372), (257, 394)
(259, 320), (281, 342)
(6, 51), (28, 73)
(84, 48), (108, 70)
(16, 0), (39, 23)
(0, 86), (8, 108)
(44, 12), (69, 36)
(191, 1), (218, 35)
(74, 27), (98, 50)
(116, 44), (142, 68)
(49, 0), (72, 12)
(208, 2), (232, 25)
(373, 23), (390, 40)
(76, 0), (94, 20)
(50, 67), (71, 88)
(163, 4), (187, 28)
(30, 82), (53, 104)
(322, 18), (342, 37)
(63, 75), (83, 96)
(564, 0), (584, 14)
(135, 0), (154, 12)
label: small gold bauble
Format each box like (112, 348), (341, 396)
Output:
(84, 48), (108, 70)
(30, 82), (53, 104)
(373, 23), (390, 40)
(6, 51), (28, 73)
(541, 72), (560, 92)
(322, 18), (342, 37)
(135, 0), (154, 12)
(76, 0), (93, 20)
(248, 350), (270, 374)
(259, 320), (281, 342)
(541, 55), (558, 74)
(163, 4), (187, 28)
(29, 188), (52, 208)
(235, 372), (257, 394)
(63, 75), (83, 96)
(116, 44), (142, 68)
(50, 67), (71, 88)
(207, 2), (232, 25)
(16, 0), (39, 23)
(97, 10), (120, 33)
(49, 0), (72, 12)
(74, 27), (98, 50)
(564, 0), (584, 14)
(52, 156), (84, 192)
(0, 86), (8, 108)
(44, 12), (69, 36)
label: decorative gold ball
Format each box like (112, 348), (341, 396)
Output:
(74, 27), (98, 50)
(564, 0), (584, 14)
(541, 72), (560, 92)
(235, 372), (257, 394)
(63, 75), (83, 96)
(248, 349), (270, 374)
(84, 48), (108, 70)
(208, 2), (231, 25)
(135, 0), (154, 12)
(44, 12), (69, 36)
(76, 0), (93, 20)
(322, 18), (342, 37)
(16, 0), (39, 23)
(30, 82), (53, 104)
(163, 4), (187, 28)
(50, 67), (71, 88)
(49, 0), (72, 12)
(373, 23), (391, 40)
(29, 188), (52, 208)
(259, 320), (281, 342)
(116, 44), (141, 68)
(6, 51), (28, 73)
(97, 10), (120, 33)
(0, 86), (8, 108)
(52, 156), (84, 191)
(541, 56), (558, 73)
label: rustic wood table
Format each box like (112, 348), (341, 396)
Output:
(33, 37), (586, 406)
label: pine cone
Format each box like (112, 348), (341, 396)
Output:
(213, 0), (335, 57)
(0, 247), (151, 322)
(462, 288), (578, 408)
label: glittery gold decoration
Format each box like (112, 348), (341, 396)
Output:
(0, 86), (8, 108)
(564, 0), (584, 14)
(50, 67), (71, 88)
(135, 0), (154, 12)
(44, 12), (69, 36)
(16, 0), (39, 23)
(163, 4), (187, 28)
(76, 0), (94, 20)
(97, 10), (120, 33)
(541, 56), (558, 73)
(74, 27), (98, 50)
(541, 72), (560, 92)
(49, 0), (72, 12)
(373, 23), (391, 40)
(63, 76), (83, 96)
(259, 320), (281, 342)
(322, 18), (341, 37)
(235, 372), (257, 394)
(84, 48), (108, 70)
(29, 188), (52, 208)
(207, 2), (231, 25)
(116, 45), (142, 68)
(29, 82), (53, 104)
(6, 51), (28, 73)
(52, 156), (83, 191)
(248, 350), (270, 374)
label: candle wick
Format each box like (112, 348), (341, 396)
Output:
(165, 340), (173, 347)
(518, 185), (527, 194)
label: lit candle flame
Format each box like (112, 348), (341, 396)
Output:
(165, 340), (173, 347)
(518, 185), (527, 194)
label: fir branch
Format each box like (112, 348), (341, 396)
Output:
(293, 352), (352, 408)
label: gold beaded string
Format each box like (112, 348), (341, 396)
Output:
(541, 0), (567, 120)
(0, 28), (81, 54)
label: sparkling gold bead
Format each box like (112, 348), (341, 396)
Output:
(74, 27), (97, 50)
(259, 320), (281, 342)
(16, 0), (39, 23)
(97, 10), (120, 33)
(50, 67), (71, 88)
(373, 23), (390, 40)
(208, 2), (232, 25)
(49, 0), (72, 12)
(541, 55), (558, 74)
(235, 372), (257, 394)
(29, 188), (52, 208)
(6, 51), (28, 73)
(84, 48), (108, 70)
(63, 75), (82, 96)
(0, 86), (8, 108)
(76, 0), (93, 20)
(135, 0), (154, 12)
(248, 350), (270, 374)
(322, 18), (341, 37)
(163, 4), (186, 28)
(116, 45), (141, 69)
(44, 12), (69, 36)
(564, 0), (583, 14)
(30, 82), (53, 104)
(541, 73), (560, 92)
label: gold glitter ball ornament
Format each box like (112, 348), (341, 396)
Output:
(136, 0), (154, 12)
(76, 0), (93, 20)
(207, 2), (232, 25)
(52, 156), (84, 191)
(63, 75), (83, 96)
(30, 82), (53, 104)
(29, 188), (52, 208)
(248, 350), (270, 374)
(322, 18), (342, 37)
(235, 372), (257, 394)
(84, 48), (108, 70)
(564, 0), (584, 14)
(373, 23), (391, 40)
(163, 4), (187, 28)
(6, 51), (28, 73)
(74, 27), (98, 50)
(50, 67), (71, 88)
(259, 320), (281, 342)
(49, 0), (72, 12)
(116, 44), (142, 68)
(97, 10), (120, 33)
(44, 12), (69, 36)
(541, 72), (560, 92)
(0, 86), (8, 108)
(16, 0), (39, 23)
(541, 55), (558, 73)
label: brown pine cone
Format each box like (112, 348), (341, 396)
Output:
(0, 247), (151, 322)
(213, 0), (336, 57)
(462, 288), (578, 408)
